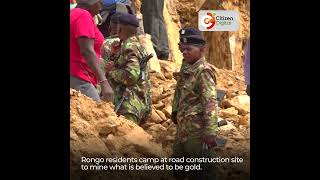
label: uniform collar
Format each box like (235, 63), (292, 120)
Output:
(182, 57), (206, 74)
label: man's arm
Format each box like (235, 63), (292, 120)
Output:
(198, 69), (219, 140)
(78, 37), (113, 100)
(78, 37), (106, 82)
(171, 63), (187, 124)
(108, 48), (141, 86)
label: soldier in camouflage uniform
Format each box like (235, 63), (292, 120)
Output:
(105, 13), (152, 124)
(97, 13), (122, 95)
(171, 28), (219, 180)
(100, 13), (122, 72)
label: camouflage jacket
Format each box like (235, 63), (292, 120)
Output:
(100, 36), (121, 71)
(108, 36), (152, 120)
(172, 57), (218, 142)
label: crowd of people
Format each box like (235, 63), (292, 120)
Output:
(70, 0), (250, 179)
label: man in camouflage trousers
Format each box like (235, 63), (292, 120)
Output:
(171, 28), (219, 180)
(105, 13), (152, 124)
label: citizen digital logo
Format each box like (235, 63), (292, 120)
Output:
(216, 16), (234, 21)
(198, 10), (239, 31)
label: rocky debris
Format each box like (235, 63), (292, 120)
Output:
(222, 95), (250, 115)
(158, 60), (176, 71)
(175, 0), (198, 27)
(151, 86), (163, 103)
(140, 62), (179, 154)
(134, 0), (250, 74)
(70, 66), (250, 180)
(70, 89), (167, 160)
(238, 114), (250, 127)
(162, 105), (172, 118)
(155, 110), (167, 122)
(143, 60), (250, 166)
(232, 132), (246, 141)
(155, 71), (166, 81)
(163, 0), (184, 64)
(133, 0), (183, 64)
(216, 69), (247, 92)
(218, 120), (238, 134)
(72, 0), (250, 178)
(70, 89), (175, 179)
(137, 34), (162, 74)
(174, 0), (250, 74)
(148, 109), (163, 123)
(70, 59), (250, 180)
(219, 107), (239, 118)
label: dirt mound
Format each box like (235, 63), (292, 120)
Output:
(70, 89), (167, 157)
(71, 1), (250, 178)
(148, 61), (250, 179)
(70, 89), (169, 179)
(141, 60), (180, 155)
(133, 0), (250, 73)
(147, 61), (250, 179)
(70, 60), (250, 179)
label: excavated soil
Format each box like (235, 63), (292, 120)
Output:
(71, 1), (250, 179)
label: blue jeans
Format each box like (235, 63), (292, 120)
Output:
(70, 76), (101, 102)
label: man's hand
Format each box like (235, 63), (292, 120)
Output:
(105, 61), (115, 73)
(111, 41), (121, 52)
(202, 135), (217, 148)
(100, 81), (113, 101)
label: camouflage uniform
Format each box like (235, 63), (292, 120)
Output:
(96, 36), (121, 94)
(172, 57), (218, 156)
(171, 57), (218, 180)
(108, 36), (152, 124)
(100, 36), (121, 69)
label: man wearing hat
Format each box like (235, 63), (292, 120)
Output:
(105, 13), (152, 124)
(171, 28), (219, 179)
